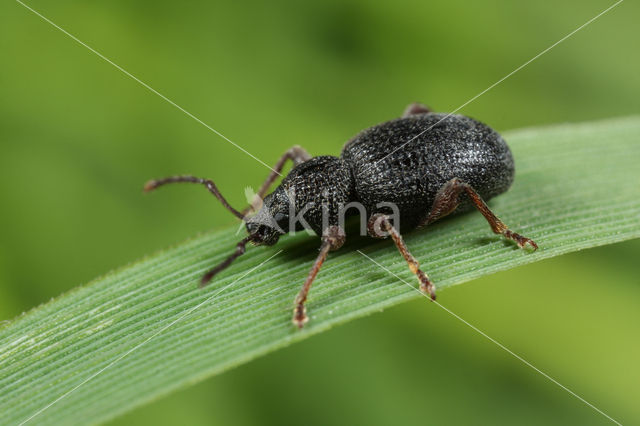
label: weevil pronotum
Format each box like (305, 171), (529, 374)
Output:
(145, 103), (537, 328)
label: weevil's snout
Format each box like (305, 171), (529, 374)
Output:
(245, 222), (282, 246)
(244, 192), (288, 246)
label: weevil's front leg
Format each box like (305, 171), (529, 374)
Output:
(422, 178), (538, 250)
(293, 225), (345, 328)
(368, 214), (436, 299)
(242, 145), (311, 216)
(402, 102), (432, 117)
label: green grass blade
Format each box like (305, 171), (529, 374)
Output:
(1, 117), (639, 425)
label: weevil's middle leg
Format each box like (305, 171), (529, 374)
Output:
(422, 178), (538, 250)
(242, 145), (311, 216)
(293, 225), (345, 329)
(367, 214), (436, 299)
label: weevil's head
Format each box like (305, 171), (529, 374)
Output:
(245, 186), (290, 246)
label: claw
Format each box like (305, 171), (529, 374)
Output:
(418, 271), (437, 301)
(504, 230), (538, 251)
(293, 306), (308, 329)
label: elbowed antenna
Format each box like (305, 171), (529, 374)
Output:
(200, 235), (253, 287)
(144, 175), (245, 220)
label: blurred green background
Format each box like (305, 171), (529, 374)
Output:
(1, 0), (639, 424)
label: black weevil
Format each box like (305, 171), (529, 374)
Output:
(145, 103), (537, 328)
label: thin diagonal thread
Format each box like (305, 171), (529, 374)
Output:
(357, 250), (622, 425)
(360, 0), (624, 176)
(17, 250), (282, 425)
(15, 0), (280, 176)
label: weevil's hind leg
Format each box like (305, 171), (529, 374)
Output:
(243, 145), (311, 216)
(368, 214), (436, 299)
(293, 225), (345, 328)
(422, 178), (538, 250)
(402, 102), (432, 118)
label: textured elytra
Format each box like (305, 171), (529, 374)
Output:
(341, 113), (515, 231)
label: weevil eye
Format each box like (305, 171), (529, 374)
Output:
(245, 220), (260, 236)
(245, 221), (281, 246)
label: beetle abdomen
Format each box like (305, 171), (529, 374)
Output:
(341, 113), (514, 231)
